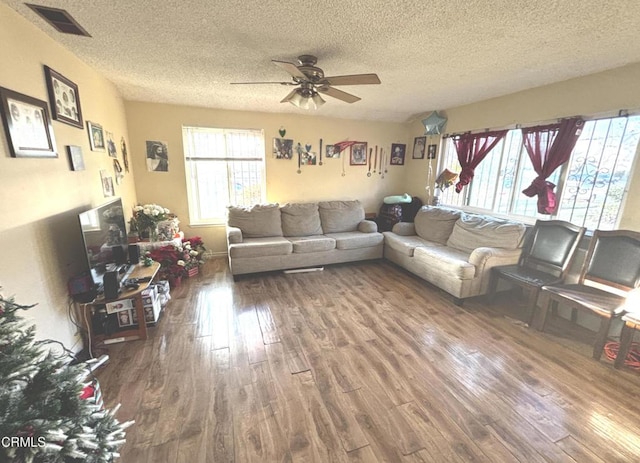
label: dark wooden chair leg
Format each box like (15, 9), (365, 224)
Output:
(526, 287), (540, 327)
(487, 271), (500, 303)
(615, 322), (634, 369)
(535, 298), (553, 331)
(593, 316), (613, 361)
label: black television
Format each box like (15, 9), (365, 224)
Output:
(78, 197), (130, 288)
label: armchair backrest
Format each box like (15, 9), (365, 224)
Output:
(521, 220), (586, 279)
(581, 229), (640, 292)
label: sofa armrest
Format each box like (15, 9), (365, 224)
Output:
(358, 220), (378, 233)
(226, 225), (243, 244)
(468, 247), (522, 277)
(391, 222), (416, 236)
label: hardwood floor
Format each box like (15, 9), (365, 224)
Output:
(96, 258), (640, 462)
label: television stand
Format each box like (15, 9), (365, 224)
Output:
(83, 262), (160, 350)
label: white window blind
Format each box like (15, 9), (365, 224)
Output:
(183, 126), (265, 225)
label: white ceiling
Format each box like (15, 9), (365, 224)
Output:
(4, 0), (640, 122)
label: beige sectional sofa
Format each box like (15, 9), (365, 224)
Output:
(226, 200), (383, 276)
(383, 206), (527, 303)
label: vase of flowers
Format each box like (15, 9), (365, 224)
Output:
(131, 204), (172, 242)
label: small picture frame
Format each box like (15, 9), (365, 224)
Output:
(100, 169), (114, 197)
(44, 66), (83, 128)
(146, 140), (169, 172)
(106, 131), (117, 158)
(273, 138), (293, 159)
(326, 144), (339, 158)
(66, 145), (85, 171)
(390, 143), (406, 165)
(87, 121), (105, 151)
(0, 86), (57, 158)
(427, 144), (437, 159)
(412, 136), (426, 159)
(350, 142), (368, 166)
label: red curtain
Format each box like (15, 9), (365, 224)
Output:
(521, 118), (584, 214)
(453, 130), (508, 193)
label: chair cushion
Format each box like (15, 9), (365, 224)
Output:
(228, 237), (292, 258)
(319, 201), (365, 233)
(287, 236), (336, 253)
(447, 215), (526, 253)
(280, 203), (323, 237)
(227, 204), (282, 238)
(414, 206), (461, 244)
(383, 231), (441, 257)
(542, 283), (626, 317)
(324, 231), (384, 250)
(413, 246), (475, 280)
(493, 264), (563, 288)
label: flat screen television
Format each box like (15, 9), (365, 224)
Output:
(78, 197), (130, 287)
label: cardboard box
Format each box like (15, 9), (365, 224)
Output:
(106, 298), (134, 314)
(143, 294), (162, 325)
(116, 309), (135, 327)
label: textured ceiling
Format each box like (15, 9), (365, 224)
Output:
(4, 0), (640, 122)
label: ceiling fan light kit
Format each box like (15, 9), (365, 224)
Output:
(233, 55), (380, 109)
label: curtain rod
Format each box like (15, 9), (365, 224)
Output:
(442, 108), (633, 139)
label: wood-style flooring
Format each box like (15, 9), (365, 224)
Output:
(96, 258), (640, 462)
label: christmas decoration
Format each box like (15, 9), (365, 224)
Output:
(0, 295), (132, 462)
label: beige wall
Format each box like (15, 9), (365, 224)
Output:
(0, 4), (136, 350)
(125, 102), (411, 254)
(405, 63), (640, 229)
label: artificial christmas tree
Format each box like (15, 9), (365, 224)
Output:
(0, 295), (132, 463)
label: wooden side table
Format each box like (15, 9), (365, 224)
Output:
(614, 312), (640, 369)
(84, 262), (160, 348)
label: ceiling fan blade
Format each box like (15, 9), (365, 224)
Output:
(231, 81), (294, 85)
(318, 86), (361, 103)
(280, 89), (299, 104)
(323, 74), (381, 86)
(272, 60), (307, 80)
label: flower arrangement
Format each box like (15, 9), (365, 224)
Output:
(130, 203), (172, 240)
(146, 237), (206, 284)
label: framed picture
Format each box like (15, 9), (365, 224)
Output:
(273, 138), (293, 159)
(106, 131), (117, 157)
(350, 142), (367, 166)
(390, 143), (406, 165)
(0, 86), (57, 158)
(326, 144), (339, 158)
(66, 145), (85, 171)
(412, 136), (426, 159)
(146, 140), (169, 172)
(100, 169), (114, 197)
(87, 121), (105, 151)
(427, 144), (437, 159)
(44, 66), (83, 128)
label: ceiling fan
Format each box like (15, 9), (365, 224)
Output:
(231, 55), (381, 109)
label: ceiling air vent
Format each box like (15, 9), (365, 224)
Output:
(25, 4), (91, 37)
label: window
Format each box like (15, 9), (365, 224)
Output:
(437, 115), (640, 229)
(183, 126), (265, 224)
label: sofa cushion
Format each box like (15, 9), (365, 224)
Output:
(227, 204), (282, 238)
(414, 206), (462, 244)
(318, 200), (365, 233)
(325, 231), (384, 250)
(228, 237), (292, 258)
(446, 215), (526, 253)
(281, 203), (323, 237)
(383, 231), (442, 257)
(287, 236), (336, 253)
(413, 246), (476, 280)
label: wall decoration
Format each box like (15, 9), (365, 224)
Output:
(273, 138), (293, 159)
(326, 144), (339, 158)
(113, 159), (124, 184)
(87, 121), (105, 151)
(390, 143), (406, 165)
(350, 142), (367, 166)
(302, 150), (317, 165)
(278, 126), (286, 137)
(100, 169), (114, 197)
(66, 145), (85, 171)
(412, 136), (426, 159)
(146, 140), (169, 172)
(106, 131), (117, 157)
(121, 137), (129, 172)
(427, 144), (437, 159)
(0, 86), (57, 158)
(44, 66), (83, 128)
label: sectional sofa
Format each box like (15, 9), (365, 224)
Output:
(226, 200), (384, 276)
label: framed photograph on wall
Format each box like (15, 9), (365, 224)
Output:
(87, 121), (105, 151)
(350, 142), (367, 165)
(273, 138), (293, 159)
(100, 169), (114, 197)
(390, 143), (406, 165)
(427, 144), (437, 159)
(44, 66), (83, 128)
(66, 145), (85, 171)
(0, 86), (57, 158)
(412, 136), (426, 159)
(325, 144), (339, 158)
